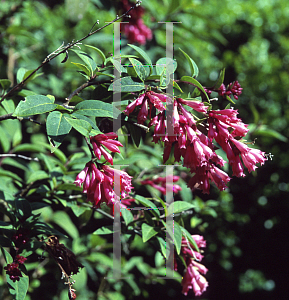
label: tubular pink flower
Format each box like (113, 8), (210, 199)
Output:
(177, 98), (209, 113)
(74, 163), (90, 187)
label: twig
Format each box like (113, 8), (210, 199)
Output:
(0, 113), (43, 125)
(0, 2), (140, 103)
(0, 154), (39, 161)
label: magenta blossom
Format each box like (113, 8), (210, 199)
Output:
(90, 132), (123, 165)
(179, 235), (208, 296)
(124, 91), (168, 124)
(74, 162), (133, 208)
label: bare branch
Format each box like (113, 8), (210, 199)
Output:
(0, 154), (39, 161)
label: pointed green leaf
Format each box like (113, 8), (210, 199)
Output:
(71, 62), (91, 76)
(213, 68), (225, 89)
(75, 100), (120, 118)
(167, 201), (195, 216)
(93, 225), (114, 235)
(180, 76), (209, 101)
(13, 95), (57, 117)
(134, 195), (160, 218)
(85, 44), (106, 63)
(174, 222), (183, 255)
(128, 44), (153, 75)
(142, 223), (159, 242)
(72, 112), (99, 130)
(128, 58), (148, 81)
(71, 50), (97, 75)
(179, 48), (199, 78)
(108, 76), (145, 92)
(180, 226), (199, 252)
(46, 111), (72, 150)
(121, 208), (134, 226)
(63, 115), (92, 137)
(26, 170), (49, 184)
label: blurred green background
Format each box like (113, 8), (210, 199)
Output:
(0, 0), (288, 299)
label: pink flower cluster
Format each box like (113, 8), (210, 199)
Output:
(141, 175), (182, 195)
(180, 235), (208, 296)
(205, 81), (243, 100)
(120, 0), (152, 45)
(4, 255), (27, 282)
(123, 88), (266, 194)
(74, 133), (133, 209)
(124, 91), (166, 124)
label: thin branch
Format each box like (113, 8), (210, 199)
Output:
(0, 2), (140, 103)
(0, 113), (43, 125)
(0, 154), (39, 161)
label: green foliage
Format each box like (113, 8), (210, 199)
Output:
(0, 0), (287, 300)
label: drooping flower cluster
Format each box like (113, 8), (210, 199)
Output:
(179, 235), (208, 296)
(90, 132), (123, 165)
(74, 133), (133, 209)
(74, 161), (133, 209)
(123, 86), (266, 194)
(4, 255), (27, 282)
(120, 0), (152, 45)
(141, 175), (182, 195)
(124, 91), (166, 124)
(205, 81), (243, 100)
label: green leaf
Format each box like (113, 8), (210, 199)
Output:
(15, 198), (32, 219)
(156, 57), (177, 76)
(7, 271), (29, 300)
(179, 48), (199, 78)
(52, 211), (79, 239)
(167, 201), (195, 216)
(13, 95), (57, 117)
(2, 99), (15, 114)
(71, 50), (97, 75)
(0, 221), (13, 229)
(128, 44), (153, 75)
(142, 223), (159, 242)
(156, 236), (168, 258)
(71, 112), (99, 130)
(74, 100), (120, 118)
(180, 226), (199, 252)
(213, 68), (225, 89)
(1, 247), (13, 264)
(71, 62), (91, 76)
(107, 59), (127, 73)
(121, 208), (134, 226)
(93, 225), (114, 235)
(173, 80), (184, 93)
(0, 79), (11, 90)
(85, 45), (106, 63)
(26, 170), (49, 184)
(16, 67), (27, 83)
(108, 76), (145, 92)
(134, 195), (160, 218)
(173, 222), (183, 255)
(180, 76), (209, 101)
(46, 111), (72, 150)
(63, 115), (92, 137)
(128, 58), (148, 81)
